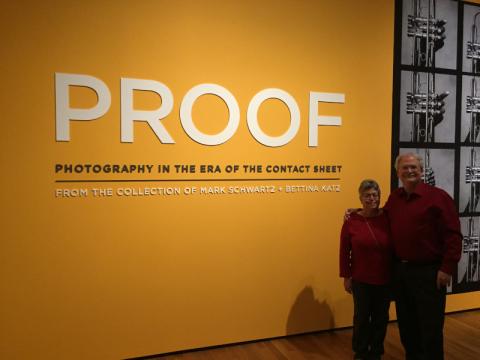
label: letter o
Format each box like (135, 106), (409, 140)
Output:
(180, 84), (240, 145)
(247, 88), (300, 147)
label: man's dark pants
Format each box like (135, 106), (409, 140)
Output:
(351, 280), (390, 359)
(394, 261), (446, 360)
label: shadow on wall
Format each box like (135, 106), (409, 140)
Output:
(286, 286), (334, 336)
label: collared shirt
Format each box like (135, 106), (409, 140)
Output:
(339, 212), (392, 285)
(384, 182), (462, 274)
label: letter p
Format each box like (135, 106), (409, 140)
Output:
(55, 73), (111, 141)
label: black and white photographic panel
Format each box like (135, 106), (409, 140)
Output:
(461, 75), (480, 143)
(398, 147), (455, 197)
(393, 1), (480, 294)
(401, 0), (458, 69)
(399, 70), (456, 143)
(454, 216), (480, 293)
(462, 4), (480, 73)
(459, 146), (480, 213)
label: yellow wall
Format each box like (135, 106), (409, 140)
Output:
(1, 1), (478, 359)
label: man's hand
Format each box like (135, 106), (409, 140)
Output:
(343, 277), (352, 294)
(436, 270), (452, 289)
(344, 208), (360, 222)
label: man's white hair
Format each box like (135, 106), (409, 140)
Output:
(394, 152), (424, 171)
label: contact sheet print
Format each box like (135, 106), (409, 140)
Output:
(394, 0), (480, 293)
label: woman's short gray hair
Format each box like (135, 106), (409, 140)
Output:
(358, 179), (380, 196)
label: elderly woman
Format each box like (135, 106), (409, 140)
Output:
(339, 179), (392, 360)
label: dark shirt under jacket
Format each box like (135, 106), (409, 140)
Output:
(340, 212), (392, 285)
(384, 182), (462, 274)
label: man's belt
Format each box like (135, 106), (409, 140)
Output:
(396, 259), (441, 266)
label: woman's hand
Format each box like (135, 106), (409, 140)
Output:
(343, 277), (352, 294)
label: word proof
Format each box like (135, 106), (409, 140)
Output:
(55, 73), (345, 147)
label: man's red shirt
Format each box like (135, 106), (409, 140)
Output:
(384, 182), (462, 274)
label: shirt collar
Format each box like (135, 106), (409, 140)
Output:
(399, 181), (427, 199)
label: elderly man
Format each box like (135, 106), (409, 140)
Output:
(385, 152), (462, 360)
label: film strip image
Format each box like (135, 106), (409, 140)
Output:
(401, 0), (458, 69)
(454, 216), (480, 292)
(463, 3), (480, 73)
(394, 0), (480, 293)
(459, 146), (480, 213)
(461, 75), (480, 143)
(391, 0), (480, 293)
(398, 147), (455, 197)
(399, 70), (456, 143)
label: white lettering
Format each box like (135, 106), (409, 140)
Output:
(309, 92), (345, 147)
(54, 74), (345, 147)
(180, 84), (240, 145)
(247, 88), (300, 147)
(55, 73), (111, 141)
(120, 78), (174, 143)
